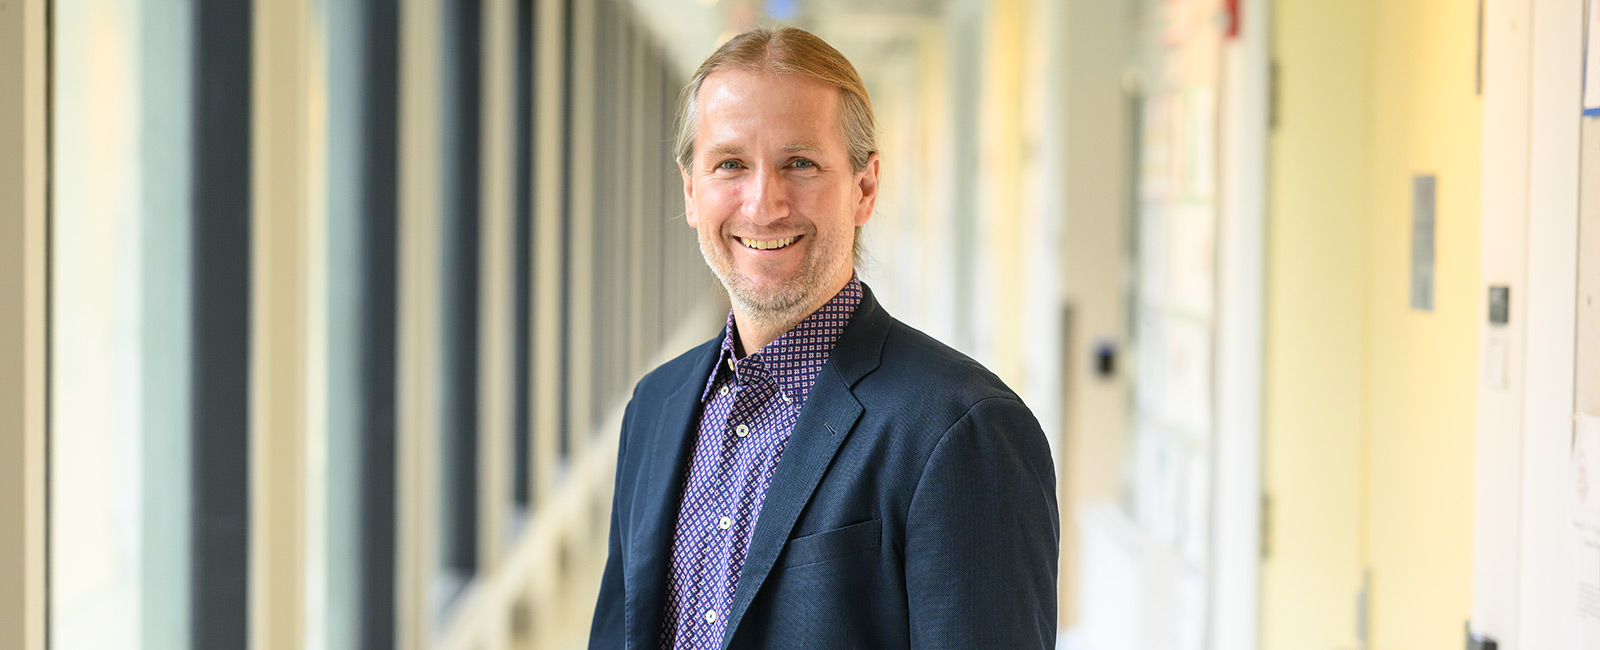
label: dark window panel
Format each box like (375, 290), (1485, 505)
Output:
(190, 2), (252, 647)
(513, 0), (536, 513)
(357, 0), (401, 645)
(558, 0), (576, 464)
(439, 0), (483, 592)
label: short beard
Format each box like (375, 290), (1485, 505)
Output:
(698, 231), (844, 334)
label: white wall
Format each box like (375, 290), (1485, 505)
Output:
(1511, 0), (1585, 646)
(1473, 0), (1532, 640)
(1474, 0), (1584, 646)
(1211, 0), (1269, 645)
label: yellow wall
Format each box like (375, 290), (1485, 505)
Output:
(978, 0), (1028, 385)
(1362, 0), (1481, 646)
(1261, 0), (1371, 644)
(1266, 0), (1480, 647)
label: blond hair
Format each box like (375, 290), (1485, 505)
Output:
(674, 27), (878, 174)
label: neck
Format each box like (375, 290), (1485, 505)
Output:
(731, 272), (852, 356)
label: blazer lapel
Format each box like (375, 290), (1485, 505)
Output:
(627, 337), (720, 648)
(720, 288), (892, 649)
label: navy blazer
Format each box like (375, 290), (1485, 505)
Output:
(589, 286), (1059, 649)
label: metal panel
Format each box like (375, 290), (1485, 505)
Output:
(1411, 174), (1438, 311)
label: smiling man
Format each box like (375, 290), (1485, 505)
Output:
(589, 27), (1058, 649)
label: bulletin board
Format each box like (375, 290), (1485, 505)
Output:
(1127, 0), (1223, 584)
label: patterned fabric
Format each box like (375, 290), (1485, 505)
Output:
(660, 277), (863, 649)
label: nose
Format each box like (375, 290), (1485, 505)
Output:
(741, 165), (789, 225)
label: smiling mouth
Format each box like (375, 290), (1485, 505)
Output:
(738, 235), (801, 251)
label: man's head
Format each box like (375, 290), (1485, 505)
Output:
(675, 27), (880, 330)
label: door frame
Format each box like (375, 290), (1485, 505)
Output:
(1211, 0), (1270, 645)
(0, 1), (49, 649)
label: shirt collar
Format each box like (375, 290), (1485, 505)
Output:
(700, 276), (864, 407)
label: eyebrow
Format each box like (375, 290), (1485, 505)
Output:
(702, 141), (824, 158)
(706, 143), (743, 157)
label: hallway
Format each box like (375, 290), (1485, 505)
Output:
(1, 0), (1596, 648)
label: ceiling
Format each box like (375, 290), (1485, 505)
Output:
(626, 0), (947, 82)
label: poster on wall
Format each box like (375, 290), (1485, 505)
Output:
(1184, 86), (1217, 199)
(1167, 204), (1216, 316)
(1586, 0), (1600, 115)
(1162, 316), (1214, 436)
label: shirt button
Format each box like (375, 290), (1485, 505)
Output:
(704, 610), (717, 623)
(718, 385), (729, 397)
(780, 392), (791, 403)
(728, 359), (736, 371)
(735, 424), (749, 438)
(718, 516), (732, 530)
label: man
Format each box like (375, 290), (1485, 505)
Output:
(589, 27), (1057, 649)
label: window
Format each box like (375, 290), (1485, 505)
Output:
(51, 2), (254, 648)
(311, 0), (400, 647)
(50, 1), (201, 648)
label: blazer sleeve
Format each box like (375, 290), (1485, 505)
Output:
(904, 396), (1059, 649)
(588, 395), (636, 648)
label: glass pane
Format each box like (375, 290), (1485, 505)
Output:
(309, 2), (400, 648)
(49, 1), (194, 649)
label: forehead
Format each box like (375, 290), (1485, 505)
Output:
(695, 71), (843, 149)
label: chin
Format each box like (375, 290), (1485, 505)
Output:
(701, 238), (840, 318)
(732, 284), (807, 314)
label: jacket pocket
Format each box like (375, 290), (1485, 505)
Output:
(779, 517), (882, 570)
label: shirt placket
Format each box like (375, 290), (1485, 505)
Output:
(668, 368), (737, 648)
(704, 371), (747, 642)
(698, 359), (769, 644)
(725, 360), (783, 602)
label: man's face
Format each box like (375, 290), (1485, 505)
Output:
(682, 70), (878, 321)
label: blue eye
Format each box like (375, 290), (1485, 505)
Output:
(792, 158), (815, 169)
(717, 160), (741, 170)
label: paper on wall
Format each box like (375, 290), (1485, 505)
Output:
(1575, 414), (1600, 645)
(1578, 415), (1600, 528)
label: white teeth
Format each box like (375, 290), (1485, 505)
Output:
(739, 236), (798, 250)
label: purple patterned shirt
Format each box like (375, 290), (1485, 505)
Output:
(660, 278), (863, 649)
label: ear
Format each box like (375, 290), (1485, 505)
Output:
(680, 163), (698, 227)
(852, 153), (880, 227)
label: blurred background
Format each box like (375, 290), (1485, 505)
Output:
(4, 0), (1598, 648)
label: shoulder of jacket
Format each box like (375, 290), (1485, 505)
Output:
(869, 319), (1022, 410)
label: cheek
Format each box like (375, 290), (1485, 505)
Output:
(695, 184), (742, 222)
(794, 187), (856, 233)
